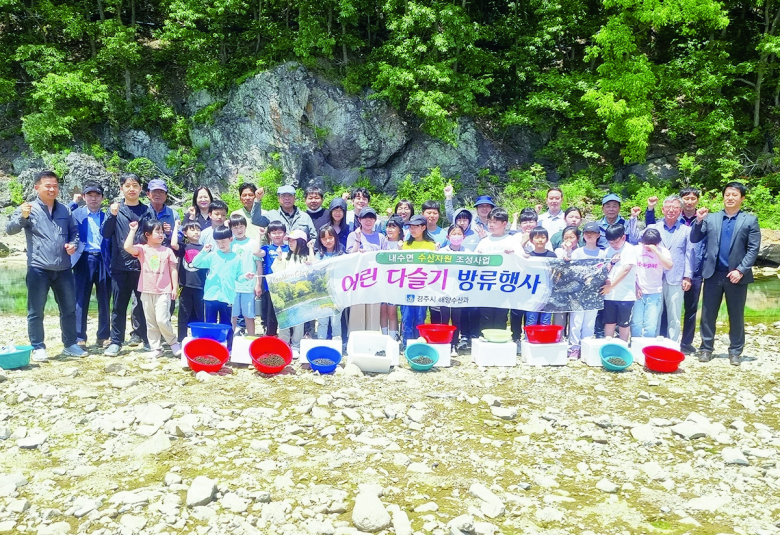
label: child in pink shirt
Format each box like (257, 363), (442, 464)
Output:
(125, 220), (180, 358)
(631, 228), (673, 338)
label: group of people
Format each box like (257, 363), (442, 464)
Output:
(7, 170), (760, 367)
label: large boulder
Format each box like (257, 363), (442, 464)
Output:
(758, 229), (780, 266)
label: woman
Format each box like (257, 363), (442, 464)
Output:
(187, 187), (214, 230)
(319, 197), (350, 250)
(550, 207), (583, 249)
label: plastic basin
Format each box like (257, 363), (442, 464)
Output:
(189, 322), (231, 343)
(250, 337), (293, 374)
(482, 329), (513, 343)
(600, 343), (633, 372)
(184, 338), (229, 373)
(643, 346), (685, 373)
(306, 347), (342, 374)
(417, 324), (457, 344)
(0, 345), (33, 369)
(404, 343), (440, 371)
(525, 325), (564, 344)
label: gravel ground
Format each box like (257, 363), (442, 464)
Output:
(1, 310), (780, 535)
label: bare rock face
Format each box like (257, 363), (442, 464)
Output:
(758, 229), (780, 266)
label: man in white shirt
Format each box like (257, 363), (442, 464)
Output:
(537, 187), (566, 236)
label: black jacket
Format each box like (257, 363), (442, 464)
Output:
(101, 201), (155, 273)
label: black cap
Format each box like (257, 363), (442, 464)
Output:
(82, 183), (104, 196)
(359, 207), (377, 219)
(408, 214), (427, 226)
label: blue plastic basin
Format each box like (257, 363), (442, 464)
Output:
(306, 347), (342, 374)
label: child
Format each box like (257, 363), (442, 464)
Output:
(421, 200), (447, 246)
(124, 220), (180, 358)
(271, 229), (314, 352)
(555, 226), (581, 260)
(475, 208), (516, 333)
(198, 200), (229, 248)
(601, 224), (638, 342)
(193, 225), (248, 349)
(401, 215), (437, 346)
(551, 208), (583, 249)
(440, 224), (468, 354)
(379, 217), (403, 341)
(229, 214), (259, 336)
(347, 207), (388, 252)
(315, 225), (346, 340)
(254, 221), (289, 338)
(524, 226), (556, 330)
(517, 209), (553, 253)
(567, 222), (605, 359)
(171, 219), (207, 342)
(631, 228), (673, 338)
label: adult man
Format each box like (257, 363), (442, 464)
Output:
(101, 173), (154, 356)
(691, 182), (760, 366)
(252, 185), (316, 240)
(644, 195), (694, 342)
(537, 187), (566, 236)
(304, 186), (329, 231)
(231, 182), (264, 241)
(71, 182), (112, 350)
(5, 171), (87, 361)
(146, 179), (179, 247)
(597, 193), (642, 248)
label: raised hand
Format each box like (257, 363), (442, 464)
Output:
(128, 221), (138, 230)
(187, 205), (197, 220)
(110, 202), (120, 216)
(72, 193), (82, 204)
(630, 206), (642, 218)
(696, 207), (709, 223)
(20, 202), (32, 218)
(647, 196), (658, 209)
(444, 184), (454, 199)
(534, 204), (542, 214)
(203, 244), (213, 252)
(255, 187), (265, 202)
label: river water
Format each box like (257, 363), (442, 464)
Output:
(1, 262), (778, 324)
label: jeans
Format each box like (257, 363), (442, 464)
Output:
(26, 267), (77, 350)
(73, 252), (110, 342)
(204, 299), (233, 349)
(316, 311), (343, 340)
(111, 270), (147, 346)
(525, 311), (552, 327)
(630, 292), (663, 338)
(401, 305), (427, 344)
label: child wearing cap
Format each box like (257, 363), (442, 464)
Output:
(400, 214), (437, 346)
(347, 208), (388, 252)
(567, 222), (606, 359)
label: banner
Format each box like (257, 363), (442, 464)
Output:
(266, 251), (609, 330)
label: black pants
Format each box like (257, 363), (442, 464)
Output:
(680, 276), (703, 347)
(26, 267), (77, 350)
(481, 307), (508, 332)
(111, 271), (147, 346)
(429, 307), (442, 324)
(510, 309), (525, 341)
(263, 291), (279, 336)
(178, 286), (204, 341)
(699, 271), (748, 355)
(74, 253), (111, 342)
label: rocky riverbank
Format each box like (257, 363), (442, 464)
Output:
(2, 313), (780, 535)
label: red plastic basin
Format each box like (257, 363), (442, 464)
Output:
(250, 337), (293, 374)
(525, 325), (564, 344)
(184, 338), (229, 373)
(643, 346), (685, 373)
(417, 324), (457, 344)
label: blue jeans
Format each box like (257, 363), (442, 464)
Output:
(204, 300), (233, 349)
(525, 311), (552, 327)
(630, 293), (662, 338)
(26, 267), (77, 349)
(401, 305), (427, 344)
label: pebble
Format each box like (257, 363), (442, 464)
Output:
(722, 447), (750, 466)
(17, 433), (47, 449)
(352, 492), (391, 532)
(595, 479), (618, 493)
(490, 406), (517, 420)
(671, 421), (706, 440)
(186, 476), (217, 507)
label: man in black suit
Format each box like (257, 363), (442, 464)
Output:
(690, 182), (760, 366)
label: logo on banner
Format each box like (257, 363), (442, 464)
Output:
(406, 295), (415, 303)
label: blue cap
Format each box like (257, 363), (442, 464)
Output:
(583, 222), (600, 233)
(358, 207), (377, 219)
(474, 196), (496, 208)
(277, 185), (296, 195)
(147, 179), (167, 193)
(601, 193), (621, 205)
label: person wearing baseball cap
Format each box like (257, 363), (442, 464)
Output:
(346, 206), (388, 253)
(146, 179), (179, 248)
(597, 192), (642, 248)
(252, 184), (316, 242)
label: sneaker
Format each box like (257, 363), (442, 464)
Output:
(171, 343), (182, 357)
(96, 339), (111, 349)
(149, 349), (164, 359)
(104, 343), (121, 357)
(63, 344), (88, 358)
(450, 346), (458, 357)
(142, 343), (151, 352)
(568, 348), (580, 360)
(32, 348), (48, 362)
(127, 334), (143, 347)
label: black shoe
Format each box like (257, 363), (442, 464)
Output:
(697, 350), (713, 363)
(142, 343), (151, 352)
(680, 344), (696, 355)
(729, 354), (741, 366)
(128, 334), (143, 347)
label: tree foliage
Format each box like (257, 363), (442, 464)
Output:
(1, 0), (780, 189)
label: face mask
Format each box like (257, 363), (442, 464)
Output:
(449, 235), (464, 246)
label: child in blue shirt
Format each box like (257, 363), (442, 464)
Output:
(254, 221), (289, 337)
(229, 214), (259, 336)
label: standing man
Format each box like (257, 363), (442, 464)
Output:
(304, 186), (329, 231)
(537, 187), (567, 236)
(644, 195), (694, 342)
(5, 171), (87, 361)
(691, 182), (760, 366)
(345, 187), (371, 232)
(101, 173), (155, 356)
(597, 193), (642, 248)
(147, 179), (179, 247)
(71, 181), (112, 350)
(232, 182), (265, 241)
(252, 185), (316, 240)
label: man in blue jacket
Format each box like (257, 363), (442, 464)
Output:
(5, 171), (87, 362)
(71, 181), (112, 350)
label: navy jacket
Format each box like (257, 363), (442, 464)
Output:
(690, 210), (760, 284)
(71, 205), (112, 278)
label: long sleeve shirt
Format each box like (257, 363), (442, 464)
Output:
(5, 197), (78, 271)
(192, 247), (244, 305)
(646, 219), (694, 286)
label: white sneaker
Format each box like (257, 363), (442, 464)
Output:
(171, 343), (182, 357)
(149, 349), (164, 359)
(32, 348), (48, 362)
